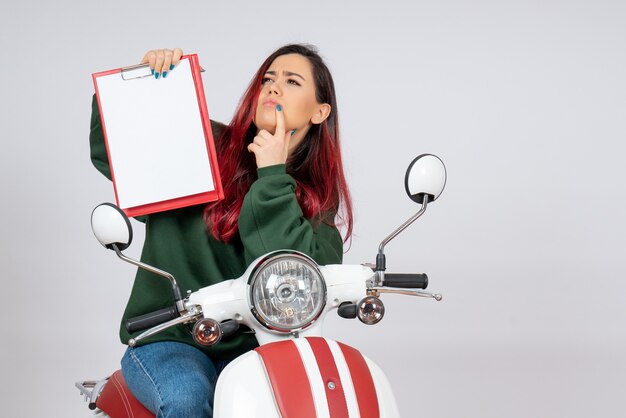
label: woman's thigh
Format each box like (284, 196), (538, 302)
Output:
(121, 341), (218, 418)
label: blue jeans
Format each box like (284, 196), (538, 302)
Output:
(121, 341), (229, 418)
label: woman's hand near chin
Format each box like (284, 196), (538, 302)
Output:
(141, 48), (183, 78)
(248, 105), (296, 168)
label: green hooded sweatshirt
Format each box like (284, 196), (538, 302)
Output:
(89, 95), (344, 361)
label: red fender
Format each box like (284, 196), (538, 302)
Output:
(255, 337), (380, 418)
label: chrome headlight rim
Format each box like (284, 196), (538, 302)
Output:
(247, 250), (327, 334)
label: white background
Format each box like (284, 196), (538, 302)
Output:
(1, 1), (625, 417)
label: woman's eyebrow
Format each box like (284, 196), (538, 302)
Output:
(264, 70), (306, 81)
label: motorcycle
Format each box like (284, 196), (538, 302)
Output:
(76, 154), (447, 418)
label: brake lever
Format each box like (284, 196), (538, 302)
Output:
(370, 286), (443, 301)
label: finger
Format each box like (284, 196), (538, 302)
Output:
(162, 50), (174, 78)
(256, 130), (275, 141)
(154, 50), (165, 78)
(171, 48), (183, 69)
(284, 128), (296, 145)
(275, 104), (286, 137)
(253, 134), (267, 147)
(140, 50), (151, 65)
(141, 51), (156, 74)
(247, 143), (259, 154)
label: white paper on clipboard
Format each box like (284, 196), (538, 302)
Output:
(94, 56), (221, 215)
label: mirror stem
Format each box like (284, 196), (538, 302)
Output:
(375, 197), (429, 284)
(112, 244), (185, 312)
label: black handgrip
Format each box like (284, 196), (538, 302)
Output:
(383, 273), (428, 289)
(125, 306), (179, 333)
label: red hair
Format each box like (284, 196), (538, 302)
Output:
(205, 44), (353, 243)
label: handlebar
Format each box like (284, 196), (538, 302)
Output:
(126, 306), (179, 333)
(383, 273), (428, 289)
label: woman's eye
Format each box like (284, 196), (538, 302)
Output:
(287, 79), (301, 86)
(262, 77), (274, 85)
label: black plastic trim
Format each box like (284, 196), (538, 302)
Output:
(220, 319), (240, 338)
(337, 302), (358, 319)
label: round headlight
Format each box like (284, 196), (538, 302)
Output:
(248, 251), (326, 333)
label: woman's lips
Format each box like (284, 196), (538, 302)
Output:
(263, 99), (280, 108)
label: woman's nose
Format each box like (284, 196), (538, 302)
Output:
(268, 81), (282, 96)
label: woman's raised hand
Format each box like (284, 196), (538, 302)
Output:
(248, 105), (295, 168)
(140, 48), (183, 79)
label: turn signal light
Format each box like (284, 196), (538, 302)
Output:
(193, 318), (223, 346)
(357, 296), (385, 325)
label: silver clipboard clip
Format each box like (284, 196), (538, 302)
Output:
(121, 63), (206, 80)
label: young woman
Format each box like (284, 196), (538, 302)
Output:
(89, 44), (353, 417)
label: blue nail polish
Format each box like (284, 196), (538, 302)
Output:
(291, 129), (297, 136)
(170, 64), (175, 70)
(162, 71), (167, 78)
(277, 104), (282, 111)
(155, 72), (160, 79)
(151, 68), (154, 75)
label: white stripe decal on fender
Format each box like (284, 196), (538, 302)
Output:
(327, 339), (361, 418)
(293, 338), (331, 418)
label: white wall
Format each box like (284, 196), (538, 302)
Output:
(1, 1), (625, 416)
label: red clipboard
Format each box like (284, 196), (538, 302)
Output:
(92, 54), (223, 218)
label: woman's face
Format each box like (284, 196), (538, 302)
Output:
(253, 53), (330, 149)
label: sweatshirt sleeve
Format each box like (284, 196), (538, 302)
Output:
(238, 164), (344, 266)
(89, 94), (112, 180)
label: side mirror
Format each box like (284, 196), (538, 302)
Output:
(90, 203), (184, 310)
(405, 154), (447, 204)
(91, 203), (133, 251)
(376, 154), (447, 280)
